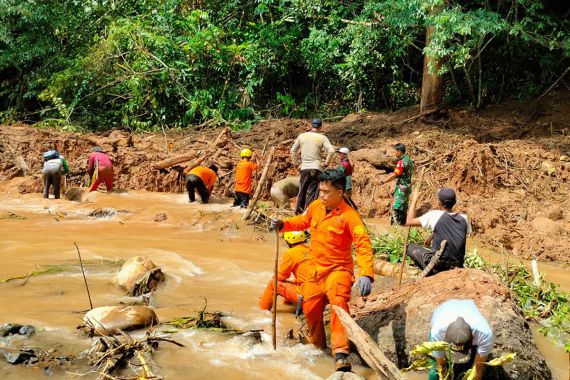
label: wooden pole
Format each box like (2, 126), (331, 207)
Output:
(243, 146), (276, 220)
(366, 184), (377, 218)
(271, 231), (279, 350)
(419, 240), (447, 278)
(74, 242), (93, 310)
(332, 305), (406, 380)
(398, 168), (425, 287)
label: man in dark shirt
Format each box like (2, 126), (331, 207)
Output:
(405, 188), (472, 275)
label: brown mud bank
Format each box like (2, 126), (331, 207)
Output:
(1, 91), (569, 263)
(352, 269), (552, 379)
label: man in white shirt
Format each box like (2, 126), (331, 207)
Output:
(429, 299), (494, 380)
(405, 187), (472, 274)
(290, 118), (335, 215)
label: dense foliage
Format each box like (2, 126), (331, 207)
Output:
(0, 0), (568, 130)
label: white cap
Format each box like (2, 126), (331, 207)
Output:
(337, 147), (350, 154)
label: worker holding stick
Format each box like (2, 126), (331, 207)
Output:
(380, 143), (413, 225)
(270, 169), (374, 372)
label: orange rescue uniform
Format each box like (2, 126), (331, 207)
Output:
(188, 166), (217, 192)
(259, 243), (319, 310)
(280, 199), (374, 354)
(235, 160), (257, 195)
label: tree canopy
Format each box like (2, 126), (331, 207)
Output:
(0, 0), (568, 131)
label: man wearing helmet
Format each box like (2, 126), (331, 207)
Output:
(259, 231), (318, 314)
(270, 169), (374, 372)
(290, 118), (335, 215)
(233, 148), (258, 208)
(429, 299), (494, 380)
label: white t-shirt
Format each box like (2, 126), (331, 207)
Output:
(430, 299), (493, 358)
(419, 210), (472, 234)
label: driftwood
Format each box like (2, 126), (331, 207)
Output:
(419, 240), (447, 278)
(152, 127), (230, 170)
(332, 306), (406, 380)
(243, 146), (276, 220)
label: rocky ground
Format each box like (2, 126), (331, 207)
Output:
(352, 269), (552, 379)
(1, 91), (569, 263)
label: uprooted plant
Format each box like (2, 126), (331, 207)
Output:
(404, 341), (516, 380)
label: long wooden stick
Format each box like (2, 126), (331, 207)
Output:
(366, 184), (377, 218)
(243, 146), (276, 220)
(74, 242), (93, 310)
(332, 305), (406, 380)
(271, 231), (279, 350)
(398, 168), (426, 287)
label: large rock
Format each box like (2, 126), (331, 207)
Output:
(352, 269), (551, 380)
(82, 306), (159, 335)
(326, 372), (367, 380)
(115, 256), (165, 296)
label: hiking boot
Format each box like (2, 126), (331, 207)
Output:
(334, 353), (352, 372)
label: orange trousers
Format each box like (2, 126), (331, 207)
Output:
(259, 280), (298, 310)
(302, 270), (353, 355)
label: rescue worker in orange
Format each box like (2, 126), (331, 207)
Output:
(233, 148), (257, 208)
(185, 164), (218, 203)
(270, 169), (374, 372)
(259, 231), (318, 314)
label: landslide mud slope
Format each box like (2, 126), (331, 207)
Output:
(1, 91), (569, 262)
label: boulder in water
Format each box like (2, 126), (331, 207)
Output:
(115, 256), (165, 296)
(352, 269), (551, 379)
(82, 306), (159, 336)
(326, 372), (367, 380)
(65, 187), (84, 202)
(0, 323), (35, 337)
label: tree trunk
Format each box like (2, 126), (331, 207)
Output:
(420, 4), (445, 115)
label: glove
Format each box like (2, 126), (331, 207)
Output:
(269, 218), (284, 231)
(356, 276), (372, 297)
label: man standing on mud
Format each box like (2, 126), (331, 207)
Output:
(405, 188), (472, 274)
(380, 143), (413, 225)
(290, 118), (335, 215)
(270, 169), (374, 371)
(88, 147), (114, 192)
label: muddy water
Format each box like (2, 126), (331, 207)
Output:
(0, 190), (378, 379)
(0, 192), (567, 379)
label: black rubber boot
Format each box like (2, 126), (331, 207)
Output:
(334, 353), (352, 372)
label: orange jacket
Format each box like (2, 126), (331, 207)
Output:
(277, 243), (319, 298)
(235, 160), (257, 194)
(189, 166), (217, 192)
(281, 199), (374, 280)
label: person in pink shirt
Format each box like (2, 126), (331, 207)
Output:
(87, 147), (114, 192)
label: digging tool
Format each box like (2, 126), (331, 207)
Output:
(74, 242), (93, 310)
(271, 230), (279, 350)
(398, 168), (425, 287)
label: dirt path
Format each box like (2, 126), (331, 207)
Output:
(1, 91), (569, 263)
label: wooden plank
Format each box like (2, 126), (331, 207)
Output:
(332, 305), (407, 380)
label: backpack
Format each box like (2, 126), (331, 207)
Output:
(43, 150), (60, 162)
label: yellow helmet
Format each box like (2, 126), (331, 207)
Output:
(283, 231), (307, 245)
(240, 148), (253, 158)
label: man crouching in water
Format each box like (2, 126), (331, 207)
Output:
(270, 169), (374, 371)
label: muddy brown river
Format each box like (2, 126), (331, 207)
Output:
(0, 190), (567, 379)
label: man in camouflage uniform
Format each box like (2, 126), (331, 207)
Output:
(380, 143), (413, 225)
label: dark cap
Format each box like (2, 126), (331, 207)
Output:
(438, 187), (457, 208)
(311, 118), (322, 128)
(445, 317), (473, 364)
(92, 146), (103, 153)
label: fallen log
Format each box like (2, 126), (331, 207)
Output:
(243, 146), (276, 220)
(332, 305), (406, 380)
(152, 127), (230, 170)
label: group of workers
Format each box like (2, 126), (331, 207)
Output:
(42, 146), (114, 198)
(41, 119), (487, 379)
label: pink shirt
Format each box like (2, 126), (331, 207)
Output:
(88, 152), (112, 173)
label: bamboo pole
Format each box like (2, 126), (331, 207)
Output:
(332, 305), (406, 380)
(242, 146), (276, 220)
(398, 167), (426, 287)
(271, 231), (279, 350)
(74, 242), (93, 310)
